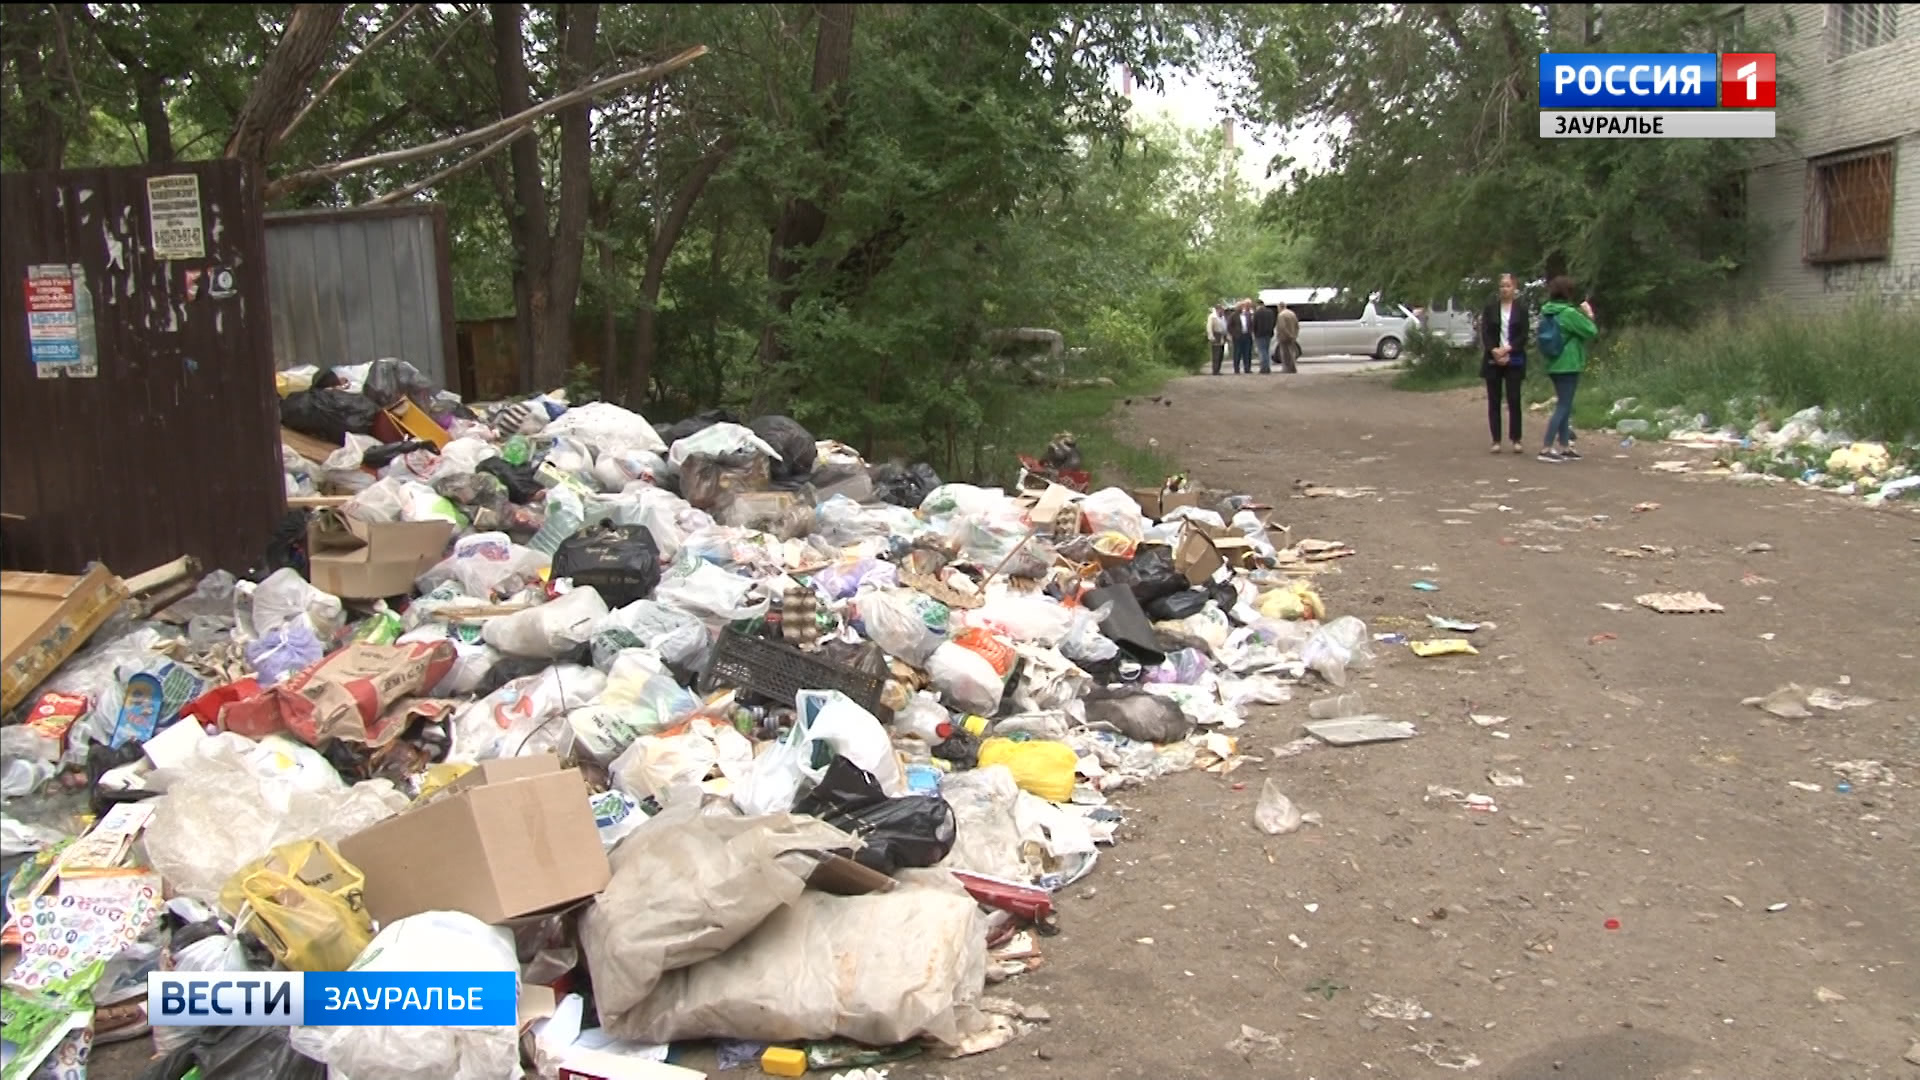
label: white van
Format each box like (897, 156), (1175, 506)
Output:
(1258, 287), (1419, 361)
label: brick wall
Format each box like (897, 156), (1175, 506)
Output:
(1740, 3), (1920, 308)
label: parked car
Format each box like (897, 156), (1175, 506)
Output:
(1257, 287), (1418, 361)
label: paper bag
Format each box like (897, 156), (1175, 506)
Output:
(219, 641), (456, 746)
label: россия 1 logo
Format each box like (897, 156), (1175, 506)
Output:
(1537, 52), (1776, 139)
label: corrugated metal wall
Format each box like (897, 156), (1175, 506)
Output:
(264, 203), (458, 393)
(0, 160), (284, 575)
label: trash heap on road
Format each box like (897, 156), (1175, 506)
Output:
(0, 358), (1377, 1080)
(1610, 399), (1918, 506)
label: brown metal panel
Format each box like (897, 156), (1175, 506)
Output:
(1, 160), (284, 576)
(428, 204), (460, 398)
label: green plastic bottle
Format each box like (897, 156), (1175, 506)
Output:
(503, 434), (531, 466)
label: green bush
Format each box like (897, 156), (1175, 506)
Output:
(1570, 301), (1920, 444)
(1393, 325), (1481, 389)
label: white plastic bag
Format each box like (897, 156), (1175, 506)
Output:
(482, 587), (610, 658)
(655, 561), (767, 624)
(543, 402), (668, 454)
(591, 600), (710, 669)
(856, 588), (942, 665)
(417, 542), (550, 599)
(290, 911), (519, 1080)
(593, 449), (668, 492)
(667, 423), (781, 468)
(1079, 487), (1148, 539)
(249, 567), (344, 640)
(927, 641), (1004, 715)
(610, 717), (754, 805)
(967, 594), (1076, 646)
(798, 691), (908, 797)
(452, 665), (606, 760)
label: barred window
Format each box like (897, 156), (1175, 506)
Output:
(1828, 3), (1900, 59)
(1803, 144), (1896, 263)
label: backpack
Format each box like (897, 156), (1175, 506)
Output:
(1536, 310), (1567, 359)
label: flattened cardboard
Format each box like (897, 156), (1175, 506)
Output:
(339, 763), (611, 926)
(2, 565), (130, 711)
(306, 513), (454, 599)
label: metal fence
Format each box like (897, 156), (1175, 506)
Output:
(1, 159), (283, 575)
(265, 203), (458, 393)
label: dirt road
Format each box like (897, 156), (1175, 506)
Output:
(918, 368), (1920, 1079)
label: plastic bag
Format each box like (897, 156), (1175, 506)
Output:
(593, 448), (668, 492)
(1080, 487), (1148, 538)
(571, 672), (700, 764)
(543, 402), (669, 454)
(451, 665), (605, 760)
(362, 358), (435, 410)
(136, 1026), (326, 1080)
(416, 542), (549, 600)
(1059, 606), (1119, 665)
(589, 600), (709, 670)
(1256, 580), (1327, 622)
(798, 690), (908, 797)
(1083, 691), (1193, 743)
(870, 463), (941, 509)
(611, 877), (986, 1045)
(926, 642), (1003, 716)
(1099, 544), (1188, 606)
(553, 522), (662, 607)
(976, 737), (1077, 802)
(967, 594), (1075, 646)
(748, 415), (817, 480)
(792, 756), (957, 874)
(609, 716), (753, 805)
(810, 461), (873, 505)
(478, 455), (543, 503)
(1301, 615), (1375, 687)
(243, 622), (325, 687)
(655, 561), (767, 624)
(481, 587), (610, 658)
(218, 840), (371, 972)
(855, 589), (943, 666)
(281, 388), (380, 443)
(679, 452), (772, 511)
(290, 912), (519, 1080)
(248, 567), (345, 641)
(579, 802), (855, 1023)
(668, 422), (781, 468)
(812, 558), (897, 601)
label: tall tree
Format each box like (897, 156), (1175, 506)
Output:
(225, 3), (349, 167)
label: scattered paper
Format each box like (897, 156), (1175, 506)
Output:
(1426, 616), (1481, 632)
(1636, 591), (1724, 614)
(1468, 714), (1507, 727)
(1409, 639), (1477, 658)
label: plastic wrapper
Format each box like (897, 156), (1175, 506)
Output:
(926, 641), (1003, 716)
(481, 587), (609, 658)
(1083, 691), (1193, 743)
(542, 402), (669, 454)
(290, 912), (519, 1080)
(1300, 615), (1375, 687)
(580, 802), (854, 1024)
(792, 756), (957, 874)
(606, 876), (987, 1046)
(143, 735), (410, 903)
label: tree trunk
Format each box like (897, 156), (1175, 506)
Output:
(629, 135), (736, 404)
(225, 4), (347, 166)
(491, 2), (549, 392)
(3, 6), (69, 170)
(540, 2), (600, 393)
(135, 70), (174, 163)
(757, 3), (855, 369)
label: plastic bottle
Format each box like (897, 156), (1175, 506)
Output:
(527, 486), (585, 556)
(1308, 692), (1367, 719)
(502, 434), (531, 466)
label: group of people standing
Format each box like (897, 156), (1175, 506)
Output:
(1479, 273), (1597, 464)
(1207, 298), (1299, 376)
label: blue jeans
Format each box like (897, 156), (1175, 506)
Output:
(1545, 372), (1579, 448)
(1256, 336), (1273, 373)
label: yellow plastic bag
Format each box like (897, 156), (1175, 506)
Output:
(977, 737), (1078, 803)
(1256, 581), (1326, 622)
(413, 761), (476, 805)
(219, 840), (372, 972)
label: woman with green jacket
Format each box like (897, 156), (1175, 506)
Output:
(1537, 276), (1598, 463)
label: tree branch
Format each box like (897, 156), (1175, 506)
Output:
(365, 127), (531, 204)
(264, 44), (708, 200)
(275, 2), (425, 150)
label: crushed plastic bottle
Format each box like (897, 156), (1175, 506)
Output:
(527, 485), (586, 556)
(1308, 692), (1367, 720)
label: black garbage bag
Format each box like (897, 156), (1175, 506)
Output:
(749, 415), (817, 481)
(553, 521), (662, 608)
(363, 358), (437, 409)
(794, 756), (957, 874)
(930, 730), (981, 770)
(1098, 545), (1187, 606)
(359, 439), (433, 470)
(280, 388), (380, 443)
(1084, 690), (1193, 743)
(135, 1026), (325, 1080)
(659, 407), (742, 447)
(871, 462), (941, 508)
(1081, 585), (1167, 666)
(1145, 587), (1209, 622)
(472, 654), (560, 698)
(478, 456), (543, 504)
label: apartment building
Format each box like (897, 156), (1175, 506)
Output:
(1741, 3), (1919, 307)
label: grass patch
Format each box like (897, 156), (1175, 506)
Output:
(993, 366), (1184, 487)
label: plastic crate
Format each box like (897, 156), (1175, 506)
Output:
(699, 629), (893, 722)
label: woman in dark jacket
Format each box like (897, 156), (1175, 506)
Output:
(1479, 273), (1529, 454)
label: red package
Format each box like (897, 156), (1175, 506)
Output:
(25, 692), (88, 742)
(180, 679), (261, 730)
(218, 641), (456, 747)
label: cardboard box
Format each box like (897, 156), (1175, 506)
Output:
(306, 513), (455, 599)
(2, 565), (131, 711)
(339, 755), (611, 926)
(1173, 527), (1223, 585)
(1128, 486), (1200, 520)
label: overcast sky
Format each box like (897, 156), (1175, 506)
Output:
(1119, 63), (1335, 192)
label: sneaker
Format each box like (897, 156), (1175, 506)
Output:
(1538, 449), (1564, 463)
(1560, 446), (1582, 460)
(1490, 444), (1503, 455)
(1511, 442), (1525, 454)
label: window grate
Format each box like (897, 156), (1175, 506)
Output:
(1802, 144), (1897, 263)
(1829, 3), (1900, 59)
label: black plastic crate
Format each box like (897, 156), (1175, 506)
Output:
(699, 629), (893, 722)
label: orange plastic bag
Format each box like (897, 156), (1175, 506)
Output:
(952, 628), (1015, 677)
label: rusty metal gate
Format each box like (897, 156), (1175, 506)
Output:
(0, 159), (283, 575)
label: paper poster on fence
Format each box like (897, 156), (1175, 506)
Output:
(24, 263), (98, 379)
(146, 173), (206, 260)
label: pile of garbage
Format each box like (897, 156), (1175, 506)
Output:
(0, 357), (1380, 1080)
(1610, 399), (1918, 505)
